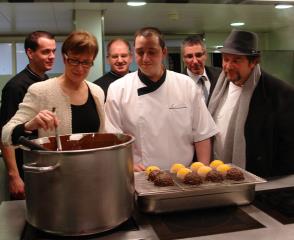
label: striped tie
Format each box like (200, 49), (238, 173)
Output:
(199, 76), (209, 104)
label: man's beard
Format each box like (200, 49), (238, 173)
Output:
(225, 71), (241, 83)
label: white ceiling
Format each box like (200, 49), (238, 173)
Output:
(0, 1), (294, 37)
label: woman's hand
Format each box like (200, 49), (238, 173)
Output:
(24, 109), (59, 132)
(8, 174), (25, 200)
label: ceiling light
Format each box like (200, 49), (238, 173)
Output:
(275, 4), (293, 9)
(127, 2), (146, 7)
(230, 22), (245, 27)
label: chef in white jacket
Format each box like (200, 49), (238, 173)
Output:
(105, 27), (218, 171)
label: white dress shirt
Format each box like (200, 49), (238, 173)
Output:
(187, 68), (211, 103)
(213, 82), (242, 160)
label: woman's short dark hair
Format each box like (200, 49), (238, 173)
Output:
(62, 31), (99, 59)
(134, 27), (165, 49)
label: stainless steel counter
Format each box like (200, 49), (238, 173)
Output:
(1, 175), (294, 240)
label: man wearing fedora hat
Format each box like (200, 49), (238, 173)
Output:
(208, 30), (294, 178)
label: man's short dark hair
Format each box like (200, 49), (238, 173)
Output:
(24, 31), (55, 52)
(107, 38), (131, 56)
(181, 35), (206, 52)
(134, 27), (165, 49)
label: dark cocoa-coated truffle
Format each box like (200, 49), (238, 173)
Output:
(183, 172), (203, 185)
(226, 168), (245, 181)
(154, 172), (174, 187)
(148, 170), (162, 182)
(205, 170), (224, 182)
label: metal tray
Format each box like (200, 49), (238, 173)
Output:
(135, 165), (266, 213)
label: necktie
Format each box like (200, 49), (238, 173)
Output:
(199, 76), (209, 103)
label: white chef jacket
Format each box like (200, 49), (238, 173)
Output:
(105, 70), (218, 169)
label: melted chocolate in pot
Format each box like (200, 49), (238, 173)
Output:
(38, 133), (131, 151)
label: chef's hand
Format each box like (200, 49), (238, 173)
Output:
(134, 163), (146, 172)
(24, 110), (59, 132)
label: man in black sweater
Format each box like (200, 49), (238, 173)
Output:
(0, 31), (56, 199)
(94, 38), (132, 100)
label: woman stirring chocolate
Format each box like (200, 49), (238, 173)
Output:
(2, 31), (105, 146)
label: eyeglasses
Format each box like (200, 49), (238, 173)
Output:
(184, 51), (206, 59)
(64, 54), (93, 68)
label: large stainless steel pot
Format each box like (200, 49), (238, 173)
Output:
(22, 133), (135, 236)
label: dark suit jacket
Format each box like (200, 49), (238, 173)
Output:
(245, 71), (294, 178)
(183, 66), (221, 104)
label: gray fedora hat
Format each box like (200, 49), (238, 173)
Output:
(221, 30), (260, 56)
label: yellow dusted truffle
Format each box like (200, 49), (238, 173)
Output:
(190, 162), (204, 172)
(170, 163), (185, 173)
(145, 165), (160, 175)
(210, 160), (224, 169)
(197, 166), (212, 178)
(216, 164), (232, 176)
(176, 167), (192, 180)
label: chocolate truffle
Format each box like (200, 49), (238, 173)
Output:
(205, 170), (224, 182)
(145, 165), (160, 175)
(197, 166), (212, 178)
(183, 172), (203, 185)
(148, 169), (162, 182)
(216, 164), (232, 176)
(154, 172), (174, 187)
(190, 162), (204, 173)
(210, 160), (224, 170)
(176, 167), (192, 180)
(170, 163), (185, 174)
(226, 168), (245, 181)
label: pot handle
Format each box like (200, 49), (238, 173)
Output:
(18, 136), (49, 151)
(23, 161), (60, 173)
